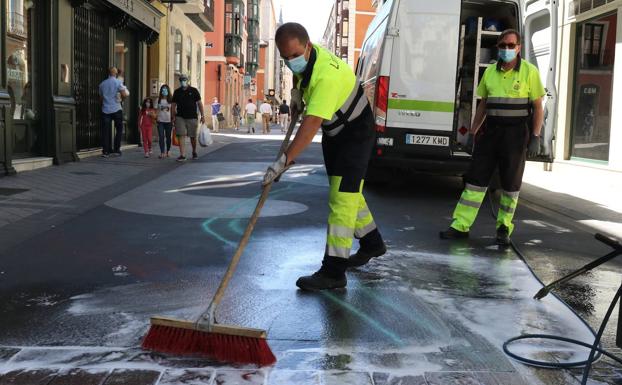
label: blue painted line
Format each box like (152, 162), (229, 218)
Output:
(322, 291), (406, 346)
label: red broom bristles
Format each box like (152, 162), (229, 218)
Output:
(141, 324), (276, 366)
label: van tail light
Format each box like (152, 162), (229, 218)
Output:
(374, 76), (389, 133)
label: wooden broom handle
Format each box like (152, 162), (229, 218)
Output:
(205, 110), (300, 316)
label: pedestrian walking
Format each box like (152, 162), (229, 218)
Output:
(171, 74), (205, 162)
(138, 98), (156, 158)
(232, 102), (241, 131)
(156, 84), (173, 159)
(264, 23), (386, 291)
(439, 29), (545, 246)
(244, 99), (257, 134)
(259, 99), (272, 134)
(99, 67), (129, 157)
(211, 97), (221, 133)
(279, 100), (290, 133)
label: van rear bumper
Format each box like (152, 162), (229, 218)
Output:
(371, 127), (471, 175)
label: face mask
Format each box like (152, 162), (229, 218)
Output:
(161, 88), (169, 96)
(498, 49), (517, 63)
(180, 80), (188, 88)
(285, 45), (309, 74)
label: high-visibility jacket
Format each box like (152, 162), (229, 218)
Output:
(296, 44), (369, 137)
(477, 58), (546, 122)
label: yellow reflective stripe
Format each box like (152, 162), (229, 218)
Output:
(357, 208), (371, 221)
(355, 221), (377, 238)
(328, 224), (355, 239)
(487, 109), (529, 117)
(458, 198), (481, 209)
(327, 245), (350, 259)
(465, 183), (487, 193)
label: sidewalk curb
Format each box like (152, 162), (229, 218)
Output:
(520, 189), (621, 241)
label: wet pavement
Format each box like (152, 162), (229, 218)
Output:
(1, 132), (621, 384)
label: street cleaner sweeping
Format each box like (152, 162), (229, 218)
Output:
(263, 22), (387, 291)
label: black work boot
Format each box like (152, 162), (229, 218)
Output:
(439, 227), (469, 239)
(496, 225), (511, 246)
(348, 229), (387, 267)
(296, 256), (347, 291)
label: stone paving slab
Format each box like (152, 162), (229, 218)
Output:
(47, 369), (109, 385)
(0, 369), (57, 385)
(103, 369), (160, 385)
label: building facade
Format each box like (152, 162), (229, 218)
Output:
(0, 0), (213, 176)
(322, 0), (376, 70)
(204, 0), (262, 128)
(555, 0), (622, 171)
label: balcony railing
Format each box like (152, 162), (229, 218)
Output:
(179, 0), (215, 32)
(8, 12), (27, 39)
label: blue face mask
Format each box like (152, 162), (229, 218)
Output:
(285, 45), (309, 74)
(161, 88), (169, 96)
(180, 80), (188, 88)
(498, 49), (517, 63)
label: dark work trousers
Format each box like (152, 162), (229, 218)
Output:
(157, 122), (173, 154)
(321, 105), (378, 262)
(102, 110), (124, 154)
(465, 119), (530, 192)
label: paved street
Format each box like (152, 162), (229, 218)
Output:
(1, 129), (621, 385)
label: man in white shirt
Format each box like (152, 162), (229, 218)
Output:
(244, 99), (257, 134)
(259, 99), (273, 134)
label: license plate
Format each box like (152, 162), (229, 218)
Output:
(405, 134), (449, 146)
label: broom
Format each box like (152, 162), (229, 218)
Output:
(142, 109), (300, 366)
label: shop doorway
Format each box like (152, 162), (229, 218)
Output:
(73, 6), (108, 151)
(114, 28), (139, 146)
(570, 13), (617, 163)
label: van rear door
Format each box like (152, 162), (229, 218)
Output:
(523, 0), (559, 163)
(387, 0), (461, 136)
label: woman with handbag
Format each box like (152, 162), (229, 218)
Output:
(156, 84), (173, 159)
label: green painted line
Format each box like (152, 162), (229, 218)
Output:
(388, 99), (455, 113)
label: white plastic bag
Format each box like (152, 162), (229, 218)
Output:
(198, 124), (213, 147)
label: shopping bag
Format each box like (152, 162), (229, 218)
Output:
(217, 112), (225, 122)
(172, 128), (179, 146)
(198, 124), (213, 147)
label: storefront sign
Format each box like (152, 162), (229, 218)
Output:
(106, 0), (163, 32)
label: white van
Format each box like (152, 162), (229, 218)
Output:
(357, 0), (558, 177)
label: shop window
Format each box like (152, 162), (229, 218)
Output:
(6, 0), (36, 121)
(570, 13), (617, 163)
(174, 30), (182, 73)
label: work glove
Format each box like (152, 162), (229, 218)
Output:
(527, 133), (541, 157)
(290, 88), (303, 115)
(262, 153), (294, 186)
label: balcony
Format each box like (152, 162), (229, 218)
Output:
(245, 62), (258, 77)
(8, 12), (27, 39)
(247, 19), (259, 42)
(225, 33), (243, 66)
(169, 0), (215, 32)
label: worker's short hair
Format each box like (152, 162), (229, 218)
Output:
(275, 22), (310, 46)
(498, 29), (521, 45)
